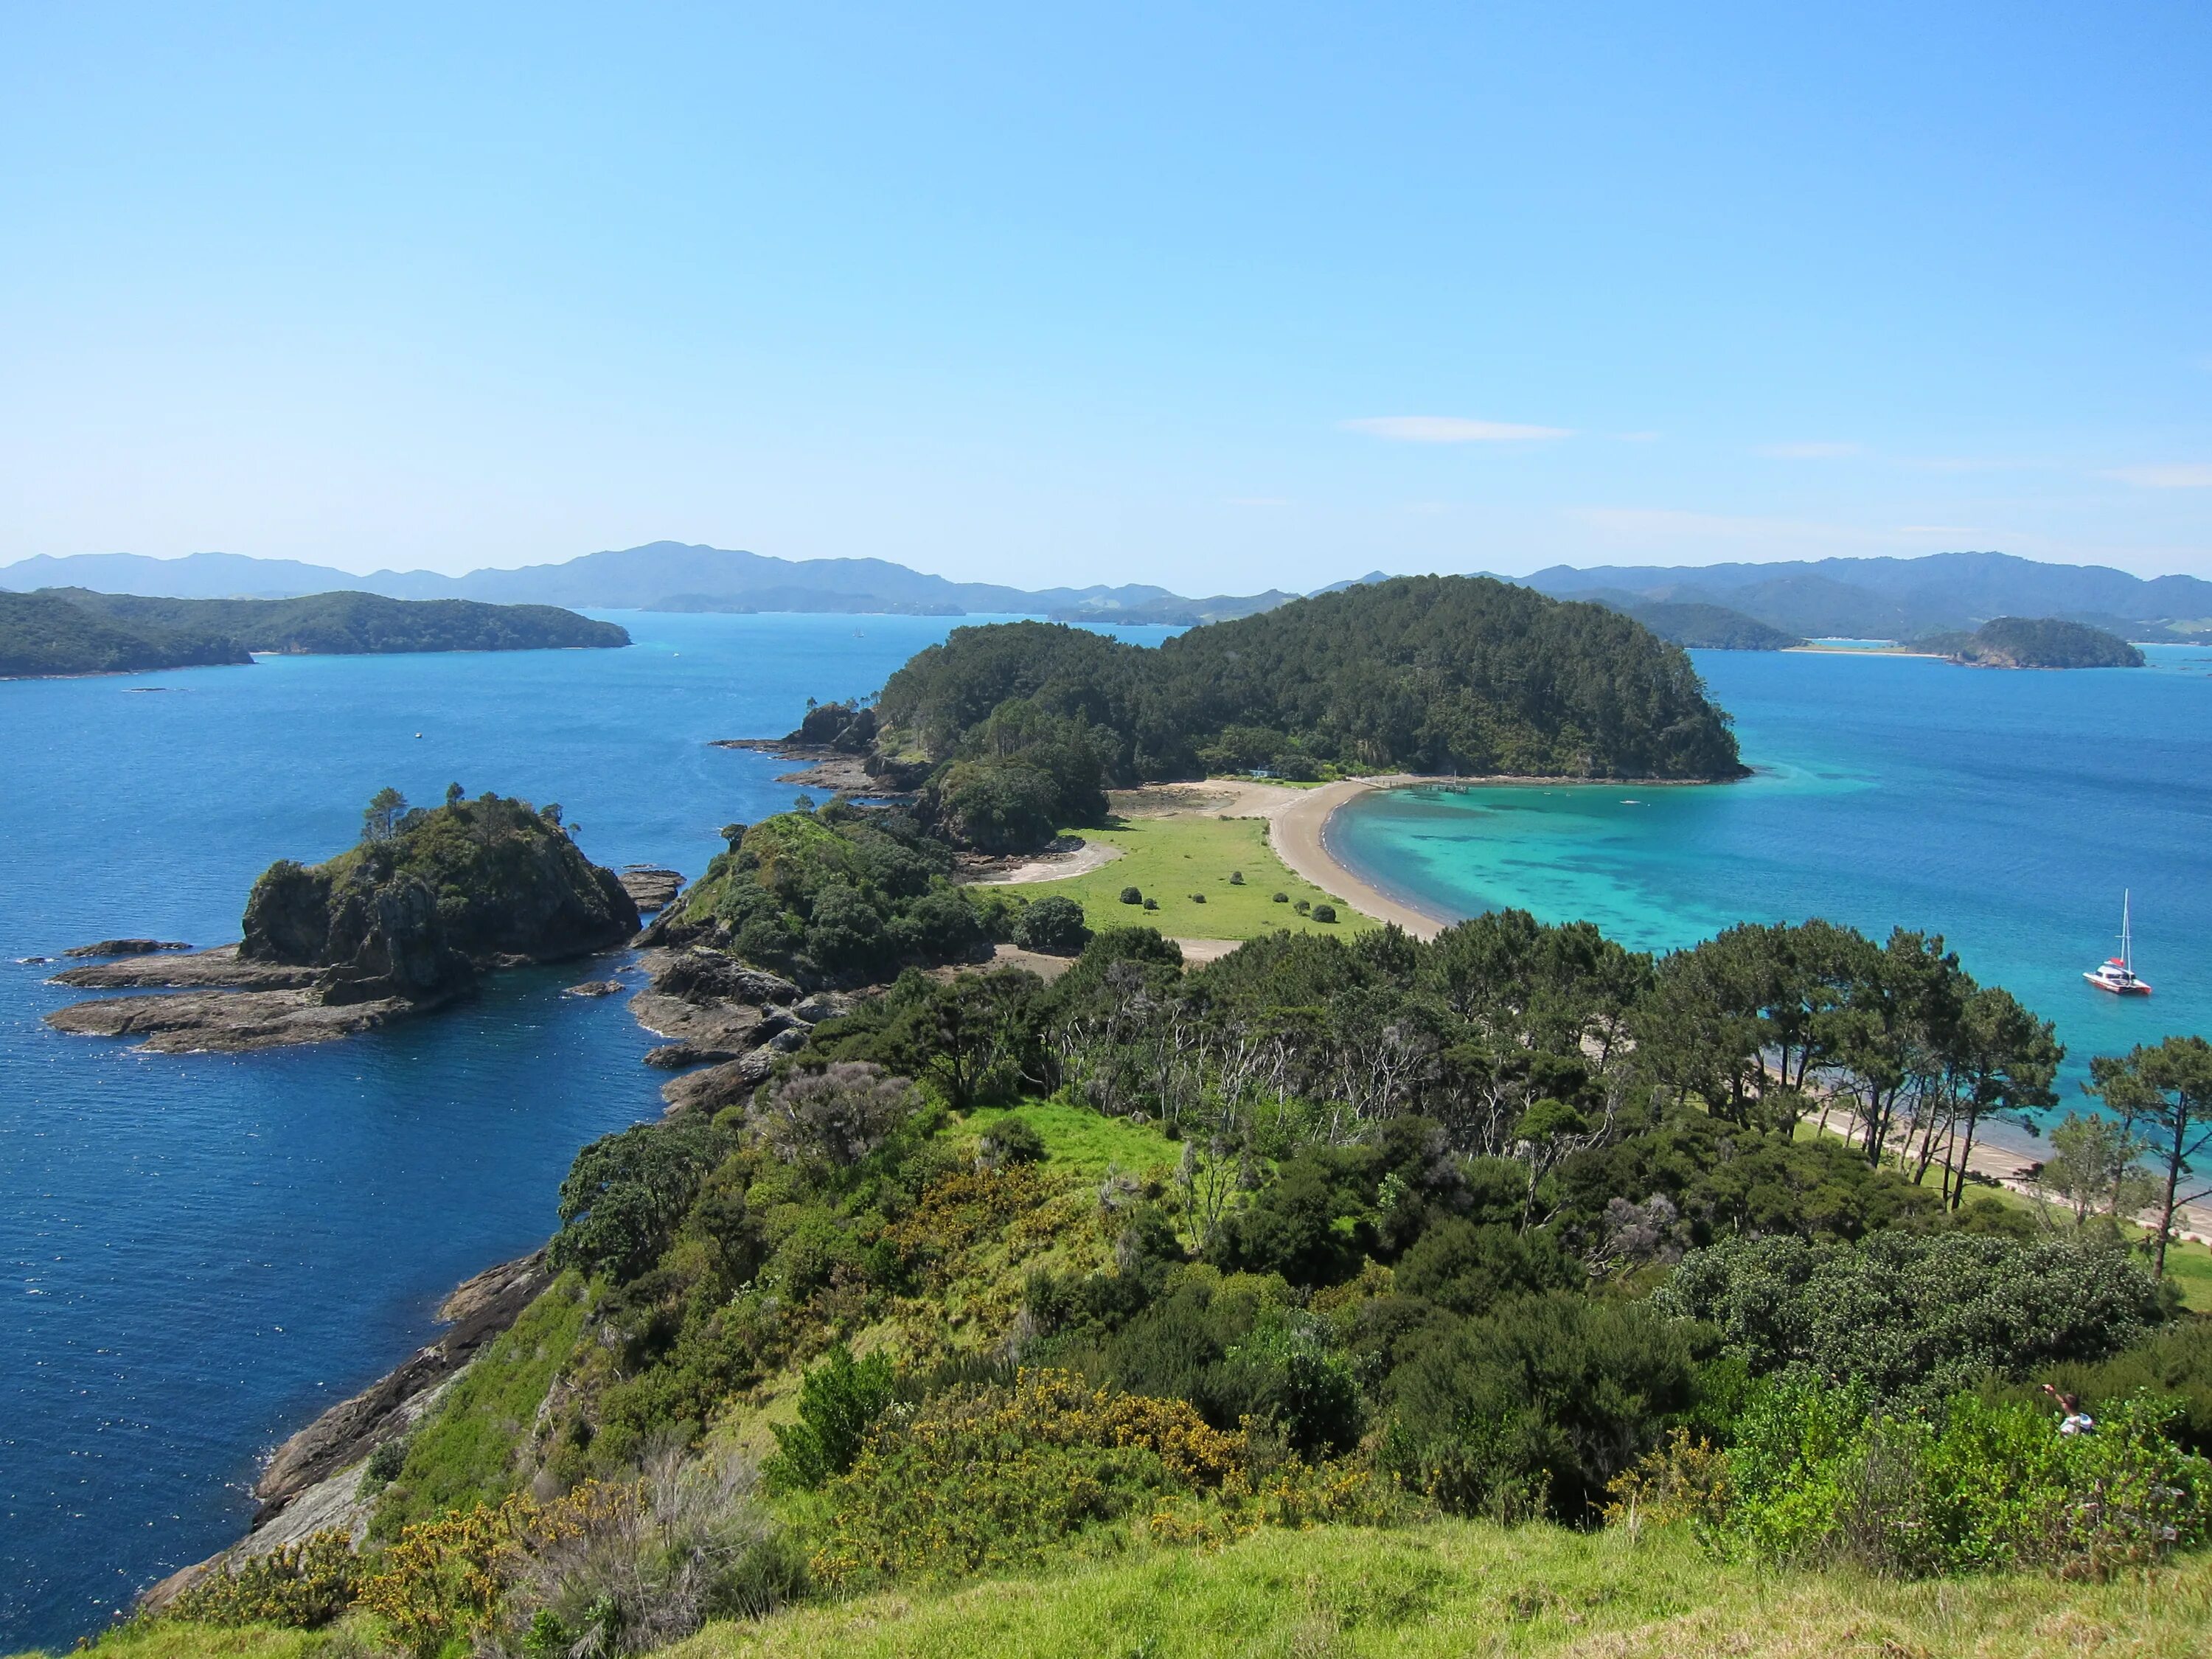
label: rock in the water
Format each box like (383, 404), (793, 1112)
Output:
(63, 938), (192, 958)
(655, 948), (799, 1007)
(51, 944), (326, 991)
(49, 795), (644, 1054)
(644, 1041), (738, 1070)
(46, 987), (430, 1052)
(618, 866), (684, 914)
(660, 1047), (778, 1111)
(564, 979), (625, 998)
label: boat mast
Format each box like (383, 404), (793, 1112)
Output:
(2121, 889), (2132, 976)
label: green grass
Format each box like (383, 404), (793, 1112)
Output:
(1018, 815), (1368, 942)
(368, 1273), (592, 1534)
(10, 1619), (347, 1659)
(667, 1520), (2212, 1659)
(959, 1100), (1181, 1182)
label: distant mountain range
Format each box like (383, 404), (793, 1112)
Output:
(4, 545), (2208, 644)
(0, 543), (1292, 622)
(1514, 552), (2212, 644)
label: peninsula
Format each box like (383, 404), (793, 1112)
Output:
(0, 588), (628, 679)
(773, 575), (1746, 857)
(45, 790), (641, 1050)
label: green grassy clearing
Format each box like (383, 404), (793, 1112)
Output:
(665, 1520), (2212, 1659)
(958, 1100), (1180, 1183)
(1015, 815), (1368, 942)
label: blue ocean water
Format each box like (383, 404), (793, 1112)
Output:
(1332, 646), (2212, 1105)
(0, 612), (1160, 1649)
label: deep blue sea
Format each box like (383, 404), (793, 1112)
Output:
(2, 623), (2207, 1649)
(0, 613), (1200, 1649)
(1333, 646), (2212, 1111)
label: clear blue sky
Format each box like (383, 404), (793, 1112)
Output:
(3, 3), (2208, 586)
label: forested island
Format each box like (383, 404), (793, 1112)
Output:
(1915, 615), (2146, 669)
(44, 790), (640, 1050)
(791, 576), (1747, 852)
(0, 588), (627, 678)
(0, 590), (253, 678)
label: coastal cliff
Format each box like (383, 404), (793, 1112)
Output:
(46, 792), (641, 1050)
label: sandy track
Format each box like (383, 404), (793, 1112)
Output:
(969, 837), (1126, 886)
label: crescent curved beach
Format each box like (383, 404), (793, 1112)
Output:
(1266, 775), (1458, 940)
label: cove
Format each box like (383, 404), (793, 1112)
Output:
(1329, 645), (2212, 1105)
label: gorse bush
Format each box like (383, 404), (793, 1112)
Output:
(164, 1531), (364, 1629)
(810, 1368), (1377, 1587)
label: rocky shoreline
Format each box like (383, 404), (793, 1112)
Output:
(139, 1250), (553, 1611)
(42, 854), (672, 1055)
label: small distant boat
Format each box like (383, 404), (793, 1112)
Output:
(2085, 890), (2152, 995)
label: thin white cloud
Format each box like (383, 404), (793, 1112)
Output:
(1759, 441), (1863, 459)
(2107, 463), (2212, 489)
(1344, 416), (1571, 443)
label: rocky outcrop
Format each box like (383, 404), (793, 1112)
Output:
(617, 866), (684, 914)
(47, 796), (641, 1053)
(63, 937), (191, 958)
(625, 945), (847, 1111)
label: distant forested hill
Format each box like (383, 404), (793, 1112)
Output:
(49, 589), (627, 655)
(841, 576), (1745, 851)
(1585, 597), (1801, 650)
(1916, 616), (2146, 669)
(0, 590), (252, 678)
(1, 588), (627, 678)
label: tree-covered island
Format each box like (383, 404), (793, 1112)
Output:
(44, 790), (640, 1050)
(1913, 616), (2147, 669)
(789, 576), (1747, 853)
(0, 588), (628, 678)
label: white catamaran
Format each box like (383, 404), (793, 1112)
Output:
(2084, 890), (2153, 996)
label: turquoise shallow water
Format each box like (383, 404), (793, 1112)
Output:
(0, 613), (1203, 1649)
(1331, 645), (2212, 1107)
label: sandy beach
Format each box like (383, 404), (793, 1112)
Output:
(1266, 776), (1455, 939)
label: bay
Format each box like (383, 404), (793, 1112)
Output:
(1330, 645), (2212, 1105)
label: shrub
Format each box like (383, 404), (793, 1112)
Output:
(1708, 1374), (2212, 1578)
(1229, 872), (1245, 886)
(1012, 894), (1092, 955)
(1295, 900), (1311, 915)
(497, 1457), (805, 1655)
(751, 1062), (921, 1168)
(1658, 1231), (2162, 1404)
(552, 1119), (730, 1284)
(767, 1345), (898, 1492)
(165, 1531), (364, 1629)
(978, 1113), (1047, 1168)
(1312, 904), (1338, 923)
(1144, 898), (1159, 911)
(1383, 1293), (1700, 1520)
(1119, 886), (1142, 905)
(1272, 891), (1288, 903)
(1190, 892), (1207, 904)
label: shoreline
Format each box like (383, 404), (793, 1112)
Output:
(1267, 772), (1728, 939)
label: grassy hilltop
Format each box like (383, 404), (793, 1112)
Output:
(46, 905), (2212, 1659)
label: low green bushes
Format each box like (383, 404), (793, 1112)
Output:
(1651, 1375), (2212, 1578)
